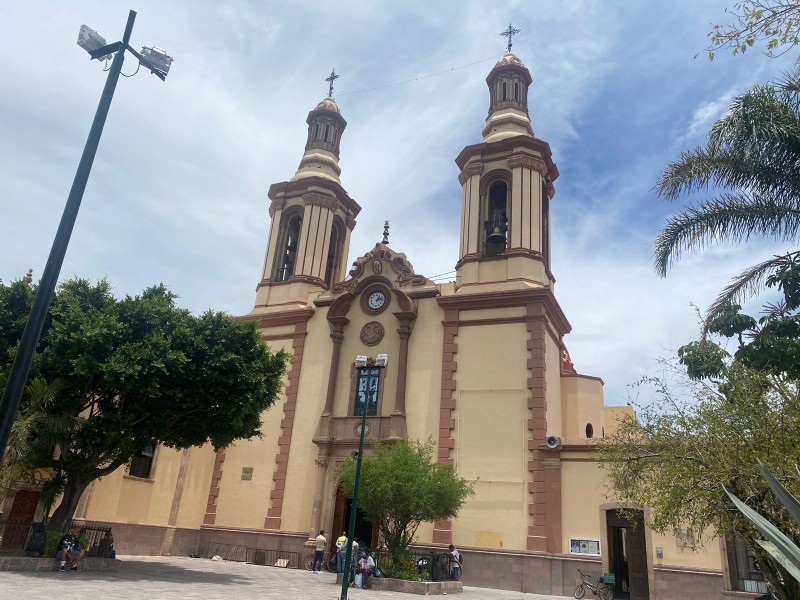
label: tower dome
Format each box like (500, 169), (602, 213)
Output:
(292, 96), (347, 183)
(482, 51), (534, 143)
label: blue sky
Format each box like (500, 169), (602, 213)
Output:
(1, 1), (796, 406)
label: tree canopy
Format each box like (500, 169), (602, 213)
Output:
(0, 276), (288, 529)
(598, 364), (800, 599)
(705, 1), (800, 59)
(655, 65), (800, 321)
(337, 439), (474, 570)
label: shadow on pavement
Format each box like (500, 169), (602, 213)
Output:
(10, 559), (253, 586)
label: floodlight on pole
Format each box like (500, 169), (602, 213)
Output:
(340, 355), (388, 600)
(77, 25), (111, 61)
(0, 9), (171, 464)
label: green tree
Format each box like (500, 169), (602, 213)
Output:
(598, 364), (800, 600)
(337, 439), (474, 572)
(0, 271), (37, 369)
(0, 277), (288, 531)
(655, 65), (800, 320)
(704, 1), (800, 60)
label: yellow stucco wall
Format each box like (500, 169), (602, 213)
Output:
(451, 322), (528, 550)
(213, 336), (293, 529)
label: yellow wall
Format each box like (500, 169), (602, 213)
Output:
(214, 336), (293, 529)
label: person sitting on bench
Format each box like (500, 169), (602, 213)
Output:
(56, 527), (85, 571)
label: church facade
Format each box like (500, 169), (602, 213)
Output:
(3, 51), (766, 599)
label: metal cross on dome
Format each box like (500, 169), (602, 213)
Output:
(325, 68), (339, 97)
(500, 23), (520, 52)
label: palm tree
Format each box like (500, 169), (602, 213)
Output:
(0, 374), (75, 510)
(655, 67), (800, 319)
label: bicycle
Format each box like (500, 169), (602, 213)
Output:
(574, 569), (613, 600)
(303, 550), (332, 572)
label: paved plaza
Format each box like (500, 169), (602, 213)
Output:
(0, 555), (573, 600)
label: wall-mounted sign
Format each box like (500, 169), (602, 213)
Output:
(570, 539), (600, 556)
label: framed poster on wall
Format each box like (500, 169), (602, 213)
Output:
(569, 538), (600, 556)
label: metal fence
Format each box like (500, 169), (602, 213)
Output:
(368, 547), (460, 581)
(0, 520), (36, 552)
(0, 519), (111, 556)
(245, 547), (300, 569)
(204, 542), (248, 562)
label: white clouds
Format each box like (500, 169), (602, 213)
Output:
(1, 0), (796, 410)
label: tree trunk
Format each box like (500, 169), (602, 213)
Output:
(47, 475), (90, 532)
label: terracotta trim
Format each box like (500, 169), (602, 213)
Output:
(454, 250), (557, 284)
(267, 176), (361, 218)
(261, 333), (296, 342)
(561, 373), (605, 384)
(264, 318), (311, 530)
(202, 450), (226, 525)
(457, 316), (526, 327)
(235, 307), (314, 329)
(438, 288), (570, 337)
(524, 305), (562, 553)
(433, 307), (459, 546)
(455, 135), (559, 182)
(393, 322), (413, 415)
(323, 319), (347, 415)
(458, 160), (484, 185)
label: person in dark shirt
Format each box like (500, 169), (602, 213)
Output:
(56, 528), (85, 571)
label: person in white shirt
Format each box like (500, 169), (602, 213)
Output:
(448, 544), (462, 580)
(358, 549), (376, 588)
(312, 530), (326, 573)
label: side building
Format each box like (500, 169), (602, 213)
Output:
(1, 50), (768, 599)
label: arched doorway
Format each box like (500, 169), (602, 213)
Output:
(332, 484), (379, 549)
(0, 489), (40, 550)
(607, 509), (649, 600)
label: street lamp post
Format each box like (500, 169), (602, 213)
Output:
(0, 9), (172, 462)
(340, 354), (387, 600)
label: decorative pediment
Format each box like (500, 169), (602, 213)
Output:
(329, 244), (435, 294)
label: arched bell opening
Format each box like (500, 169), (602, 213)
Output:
(273, 208), (303, 282)
(324, 218), (345, 287)
(483, 179), (509, 257)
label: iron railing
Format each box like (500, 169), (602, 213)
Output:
(245, 547), (300, 568)
(0, 519), (111, 556)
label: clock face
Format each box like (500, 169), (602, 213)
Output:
(367, 291), (386, 310)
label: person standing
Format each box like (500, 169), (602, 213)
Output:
(312, 530), (326, 573)
(448, 544), (462, 580)
(336, 531), (347, 573)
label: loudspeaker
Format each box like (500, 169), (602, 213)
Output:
(545, 436), (561, 449)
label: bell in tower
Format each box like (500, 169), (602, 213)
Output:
(251, 70), (361, 312)
(454, 26), (559, 294)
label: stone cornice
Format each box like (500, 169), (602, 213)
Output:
(458, 161), (484, 185)
(303, 192), (337, 211)
(437, 287), (571, 337)
(234, 307), (314, 329)
(267, 176), (361, 219)
(455, 135), (559, 183)
(508, 154), (548, 176)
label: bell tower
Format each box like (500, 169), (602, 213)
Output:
(454, 50), (559, 294)
(254, 91), (361, 311)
